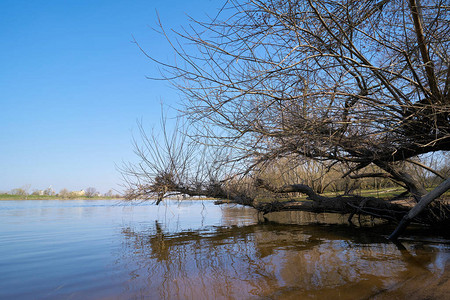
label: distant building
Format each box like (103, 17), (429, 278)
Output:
(72, 190), (85, 197)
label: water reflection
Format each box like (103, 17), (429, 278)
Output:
(118, 204), (450, 300)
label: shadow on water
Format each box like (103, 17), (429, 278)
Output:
(117, 205), (450, 300)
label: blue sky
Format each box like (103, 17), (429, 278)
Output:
(0, 0), (219, 194)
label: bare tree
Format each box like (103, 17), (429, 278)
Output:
(125, 0), (450, 237)
(85, 187), (97, 198)
(11, 184), (31, 199)
(122, 118), (254, 205)
(44, 186), (55, 196)
(105, 189), (114, 198)
(59, 188), (70, 199)
(11, 188), (27, 197)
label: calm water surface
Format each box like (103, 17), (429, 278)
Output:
(0, 199), (449, 299)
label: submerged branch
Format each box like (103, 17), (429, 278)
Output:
(254, 179), (411, 222)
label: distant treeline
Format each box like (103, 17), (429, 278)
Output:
(1, 186), (122, 200)
(0, 194), (123, 200)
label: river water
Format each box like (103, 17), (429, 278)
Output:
(0, 199), (449, 299)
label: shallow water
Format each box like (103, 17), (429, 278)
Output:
(0, 199), (448, 299)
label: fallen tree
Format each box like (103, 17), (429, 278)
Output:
(123, 152), (449, 226)
(123, 132), (450, 237)
(124, 0), (450, 239)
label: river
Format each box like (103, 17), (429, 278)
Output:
(0, 199), (449, 299)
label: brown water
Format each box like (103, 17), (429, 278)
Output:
(0, 199), (449, 299)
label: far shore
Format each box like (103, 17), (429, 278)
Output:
(0, 194), (218, 201)
(0, 194), (124, 201)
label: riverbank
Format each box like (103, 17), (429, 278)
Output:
(0, 194), (123, 200)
